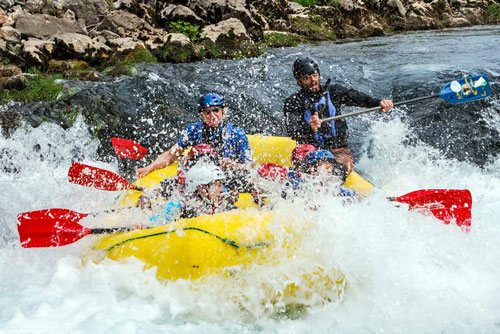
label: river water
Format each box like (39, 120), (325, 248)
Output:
(1, 26), (500, 333)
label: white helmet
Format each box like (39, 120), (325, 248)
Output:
(183, 161), (225, 194)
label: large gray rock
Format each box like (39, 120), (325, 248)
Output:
(108, 37), (145, 54)
(15, 14), (85, 38)
(287, 1), (308, 14)
(159, 32), (201, 63)
(406, 11), (437, 29)
(88, 38), (112, 61)
(441, 13), (470, 27)
(0, 1), (15, 12)
(22, 38), (55, 65)
(96, 29), (120, 40)
(25, 0), (44, 12)
(459, 7), (482, 24)
(201, 18), (253, 49)
(249, 4), (269, 31)
(408, 1), (434, 17)
(0, 26), (20, 43)
(337, 0), (363, 12)
(47, 0), (64, 11)
(159, 5), (204, 25)
(143, 28), (169, 51)
(54, 33), (93, 59)
(165, 32), (191, 47)
(188, 0), (264, 40)
(0, 64), (22, 77)
(114, 0), (156, 25)
(99, 10), (153, 37)
(113, 0), (143, 16)
(387, 0), (407, 17)
(62, 0), (109, 26)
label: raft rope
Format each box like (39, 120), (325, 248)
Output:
(104, 226), (270, 252)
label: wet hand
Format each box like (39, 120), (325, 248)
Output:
(136, 166), (151, 179)
(310, 112), (321, 132)
(379, 100), (394, 112)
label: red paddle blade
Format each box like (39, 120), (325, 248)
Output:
(17, 209), (91, 248)
(395, 189), (472, 230)
(68, 162), (135, 191)
(112, 137), (148, 159)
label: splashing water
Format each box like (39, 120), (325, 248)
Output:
(1, 26), (500, 332)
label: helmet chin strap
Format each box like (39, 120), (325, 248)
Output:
(320, 78), (331, 95)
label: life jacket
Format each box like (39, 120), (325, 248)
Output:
(303, 91), (337, 147)
(193, 121), (234, 158)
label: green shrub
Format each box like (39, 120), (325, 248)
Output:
(1, 74), (63, 104)
(169, 21), (200, 42)
(485, 3), (500, 22)
(292, 0), (317, 7)
(160, 44), (198, 63)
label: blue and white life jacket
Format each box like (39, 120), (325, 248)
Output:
(303, 91), (337, 147)
(193, 121), (234, 158)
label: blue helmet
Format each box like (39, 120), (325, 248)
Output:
(198, 93), (224, 111)
(304, 150), (336, 166)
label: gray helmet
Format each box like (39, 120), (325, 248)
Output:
(293, 56), (320, 79)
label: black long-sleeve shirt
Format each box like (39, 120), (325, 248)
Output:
(283, 83), (381, 150)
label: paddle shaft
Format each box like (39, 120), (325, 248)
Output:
(321, 94), (439, 122)
(91, 227), (136, 234)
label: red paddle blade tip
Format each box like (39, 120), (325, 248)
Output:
(112, 137), (148, 159)
(68, 162), (136, 191)
(17, 209), (91, 248)
(396, 189), (472, 231)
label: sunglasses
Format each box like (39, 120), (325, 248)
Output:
(300, 71), (319, 81)
(200, 106), (223, 115)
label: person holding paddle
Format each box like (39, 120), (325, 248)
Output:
(283, 56), (394, 173)
(136, 93), (252, 179)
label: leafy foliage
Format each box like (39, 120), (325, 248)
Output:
(169, 21), (200, 42)
(291, 0), (318, 6)
(485, 4), (500, 22)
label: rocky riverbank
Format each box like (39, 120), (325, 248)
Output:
(1, 0), (499, 92)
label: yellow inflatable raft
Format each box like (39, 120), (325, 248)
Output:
(91, 135), (373, 301)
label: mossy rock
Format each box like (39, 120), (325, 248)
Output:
(105, 45), (158, 71)
(201, 39), (263, 60)
(102, 65), (133, 77)
(289, 15), (337, 41)
(63, 70), (103, 81)
(123, 45), (157, 65)
(158, 43), (202, 63)
(47, 60), (90, 73)
(262, 32), (302, 48)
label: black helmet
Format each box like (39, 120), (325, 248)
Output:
(293, 56), (320, 79)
